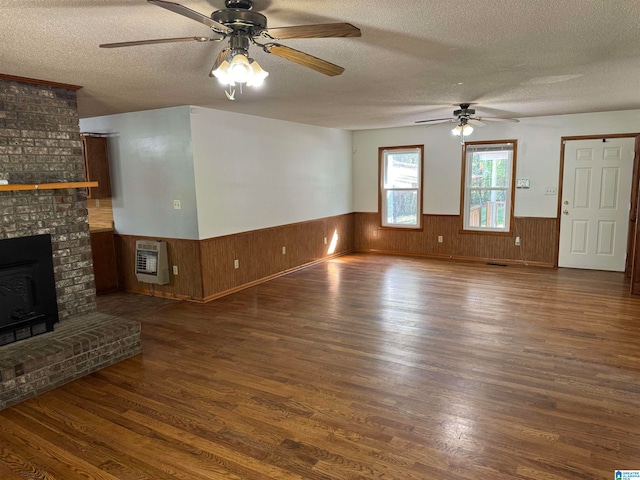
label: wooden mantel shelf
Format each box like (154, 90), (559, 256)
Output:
(0, 181), (98, 192)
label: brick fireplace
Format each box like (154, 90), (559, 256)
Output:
(0, 77), (96, 316)
(0, 75), (141, 408)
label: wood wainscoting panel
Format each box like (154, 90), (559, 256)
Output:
(356, 213), (460, 256)
(113, 214), (355, 302)
(326, 212), (355, 259)
(114, 235), (204, 301)
(355, 213), (557, 266)
(511, 216), (559, 265)
(200, 214), (355, 300)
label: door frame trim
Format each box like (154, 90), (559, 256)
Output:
(633, 167), (640, 294)
(556, 133), (640, 272)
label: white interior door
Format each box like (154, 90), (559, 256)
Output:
(558, 137), (635, 271)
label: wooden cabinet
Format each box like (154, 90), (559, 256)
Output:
(81, 135), (112, 199)
(90, 230), (119, 294)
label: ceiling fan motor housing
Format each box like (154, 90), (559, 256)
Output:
(454, 103), (475, 117)
(211, 8), (267, 34)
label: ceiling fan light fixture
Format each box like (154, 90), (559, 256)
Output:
(212, 59), (233, 85)
(452, 124), (473, 136)
(227, 53), (253, 84)
(247, 59), (269, 87)
(212, 53), (269, 89)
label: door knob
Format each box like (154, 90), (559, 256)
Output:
(563, 210), (569, 215)
(563, 200), (569, 205)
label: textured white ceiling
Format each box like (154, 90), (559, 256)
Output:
(2, 0), (640, 129)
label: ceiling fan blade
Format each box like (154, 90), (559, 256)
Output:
(468, 119), (487, 127)
(477, 116), (520, 123)
(208, 48), (230, 77)
(415, 118), (455, 124)
(266, 44), (344, 76)
(147, 0), (232, 34)
(264, 23), (361, 40)
(100, 36), (212, 48)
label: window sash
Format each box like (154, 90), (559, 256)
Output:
(379, 146), (423, 229)
(383, 149), (421, 188)
(466, 188), (509, 230)
(382, 188), (419, 227)
(462, 141), (516, 233)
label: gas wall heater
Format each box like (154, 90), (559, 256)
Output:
(135, 240), (169, 285)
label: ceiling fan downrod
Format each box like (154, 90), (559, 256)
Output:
(229, 34), (250, 56)
(225, 0), (253, 10)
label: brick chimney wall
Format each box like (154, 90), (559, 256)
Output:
(0, 77), (97, 319)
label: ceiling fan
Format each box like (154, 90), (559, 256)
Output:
(415, 103), (519, 136)
(100, 0), (361, 96)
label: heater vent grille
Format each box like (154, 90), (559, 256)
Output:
(135, 240), (169, 285)
(137, 242), (159, 252)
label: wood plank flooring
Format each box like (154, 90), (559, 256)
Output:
(1, 253), (640, 479)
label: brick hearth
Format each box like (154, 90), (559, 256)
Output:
(0, 312), (141, 409)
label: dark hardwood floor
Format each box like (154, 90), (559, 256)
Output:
(1, 253), (640, 479)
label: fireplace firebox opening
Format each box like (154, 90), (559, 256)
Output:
(0, 234), (59, 346)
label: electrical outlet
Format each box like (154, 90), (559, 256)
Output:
(438, 235), (443, 243)
(324, 237), (327, 245)
(234, 259), (239, 269)
(173, 199), (182, 209)
(172, 265), (178, 275)
(373, 230), (378, 237)
(95, 199), (100, 207)
(282, 246), (286, 255)
(515, 236), (521, 246)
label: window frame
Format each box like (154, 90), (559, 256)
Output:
(460, 140), (518, 235)
(378, 145), (424, 230)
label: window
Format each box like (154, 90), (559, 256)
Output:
(462, 140), (517, 233)
(379, 145), (424, 229)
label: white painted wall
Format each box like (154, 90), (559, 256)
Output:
(81, 105), (353, 240)
(80, 106), (199, 239)
(353, 110), (640, 217)
(190, 106), (353, 239)
(82, 106), (638, 240)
